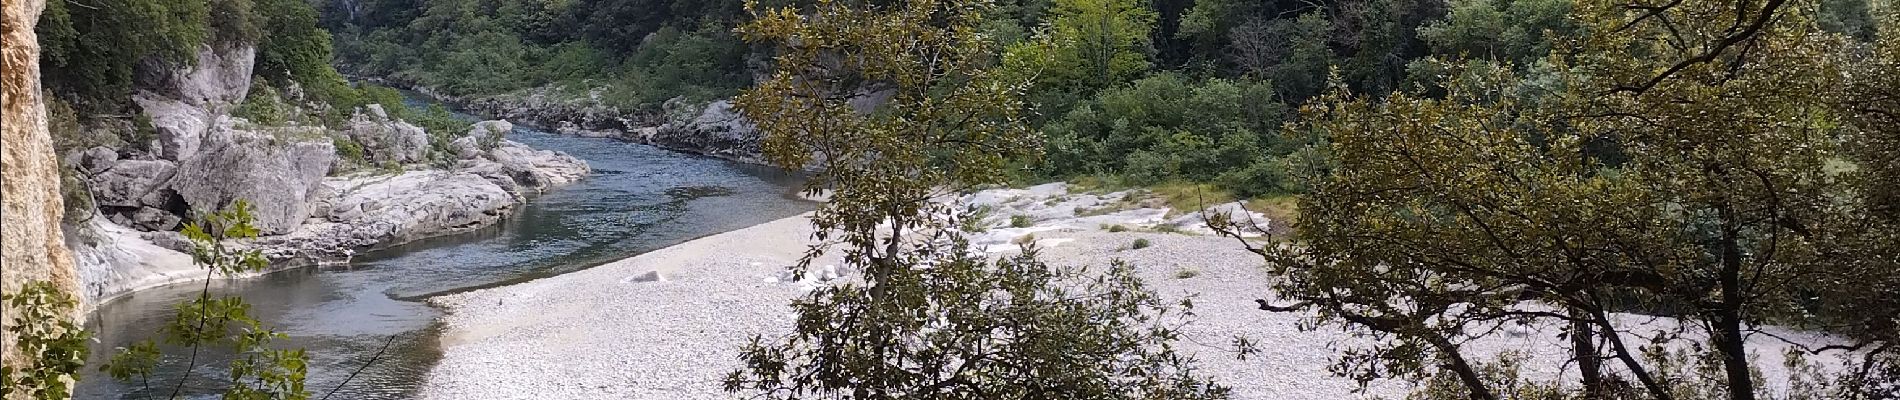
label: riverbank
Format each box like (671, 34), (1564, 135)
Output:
(70, 118), (590, 309)
(420, 182), (1848, 399)
(354, 76), (770, 165)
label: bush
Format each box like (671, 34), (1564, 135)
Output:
(1108, 224), (1129, 232)
(1131, 238), (1152, 249)
(1010, 214), (1033, 228)
(333, 136), (366, 162)
(726, 250), (1230, 399)
(233, 84), (289, 125)
(1040, 73), (1298, 196)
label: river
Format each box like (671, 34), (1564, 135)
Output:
(74, 98), (815, 399)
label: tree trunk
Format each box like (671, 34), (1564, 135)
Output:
(1571, 311), (1606, 399)
(1425, 334), (1497, 400)
(1715, 208), (1757, 400)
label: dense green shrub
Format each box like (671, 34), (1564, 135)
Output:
(1041, 73), (1296, 196)
(38, 0), (210, 107)
(233, 84), (290, 125)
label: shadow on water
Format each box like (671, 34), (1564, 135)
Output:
(75, 96), (815, 399)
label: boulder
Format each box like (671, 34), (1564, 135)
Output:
(170, 120), (338, 235)
(254, 171), (516, 264)
(480, 141), (589, 194)
(646, 100), (764, 163)
(346, 105), (431, 164)
(451, 120), (511, 160)
(78, 146), (119, 175)
(136, 44), (256, 108)
(88, 159), (176, 208)
(129, 206), (182, 231)
(134, 94), (214, 161)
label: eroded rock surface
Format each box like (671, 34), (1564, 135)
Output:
(170, 120), (338, 235)
(347, 104), (431, 164)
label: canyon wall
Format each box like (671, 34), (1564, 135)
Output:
(2, 0), (80, 373)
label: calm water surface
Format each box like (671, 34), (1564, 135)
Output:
(76, 101), (813, 399)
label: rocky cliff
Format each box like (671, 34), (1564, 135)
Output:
(2, 0), (81, 374)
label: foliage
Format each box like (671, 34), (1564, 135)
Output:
(727, 0), (1224, 397)
(326, 0), (753, 111)
(0, 282), (92, 400)
(254, 0), (359, 111)
(1818, 0), (1878, 42)
(1042, 73), (1294, 196)
(1417, 0), (1577, 65)
(1040, 0), (1158, 92)
(726, 248), (1230, 399)
(234, 84), (292, 126)
(1225, 14), (1334, 101)
(37, 0), (210, 107)
(1009, 214), (1033, 228)
(1131, 238), (1152, 249)
(103, 201), (311, 400)
(1216, 0), (1900, 398)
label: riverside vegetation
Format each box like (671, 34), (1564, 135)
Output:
(3, 0), (1898, 399)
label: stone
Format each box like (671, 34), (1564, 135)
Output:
(170, 120), (337, 235)
(130, 206), (182, 231)
(346, 106), (431, 164)
(482, 141), (590, 194)
(622, 270), (665, 283)
(253, 171), (517, 264)
(647, 100), (764, 163)
(88, 159), (177, 207)
(135, 44), (256, 108)
(134, 94), (214, 161)
(79, 146), (119, 175)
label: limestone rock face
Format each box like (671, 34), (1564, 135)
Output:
(88, 159), (177, 207)
(476, 140), (590, 195)
(346, 105), (431, 164)
(255, 171), (517, 264)
(645, 100), (764, 163)
(66, 219), (196, 304)
(135, 94), (215, 161)
(4, 0), (81, 368)
(137, 44), (256, 108)
(170, 121), (338, 235)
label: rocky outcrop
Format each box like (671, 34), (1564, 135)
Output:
(88, 158), (175, 208)
(255, 123), (589, 265)
(346, 104), (431, 164)
(134, 94), (214, 161)
(65, 218), (197, 304)
(137, 44), (256, 108)
(170, 119), (338, 235)
(256, 171), (516, 264)
(469, 141), (590, 195)
(4, 0), (82, 369)
(640, 99), (764, 164)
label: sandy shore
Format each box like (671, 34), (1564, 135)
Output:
(420, 184), (1841, 399)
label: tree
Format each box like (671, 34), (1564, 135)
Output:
(1040, 0), (1158, 92)
(724, 0), (1225, 398)
(1226, 14), (1334, 101)
(1216, 0), (1900, 398)
(1416, 0), (1576, 65)
(102, 201), (312, 400)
